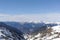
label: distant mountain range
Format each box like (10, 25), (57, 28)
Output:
(4, 22), (58, 34)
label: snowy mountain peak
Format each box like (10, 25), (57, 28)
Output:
(52, 25), (60, 33)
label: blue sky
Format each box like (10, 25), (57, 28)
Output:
(0, 0), (60, 14)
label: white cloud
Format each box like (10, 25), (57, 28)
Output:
(0, 13), (60, 22)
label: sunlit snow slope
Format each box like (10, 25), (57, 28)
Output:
(24, 25), (60, 40)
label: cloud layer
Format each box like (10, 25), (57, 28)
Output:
(0, 14), (60, 22)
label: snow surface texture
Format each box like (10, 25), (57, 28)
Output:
(24, 25), (60, 40)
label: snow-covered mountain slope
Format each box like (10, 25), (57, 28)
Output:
(24, 25), (60, 40)
(0, 22), (25, 40)
(0, 27), (19, 40)
(1, 22), (60, 40)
